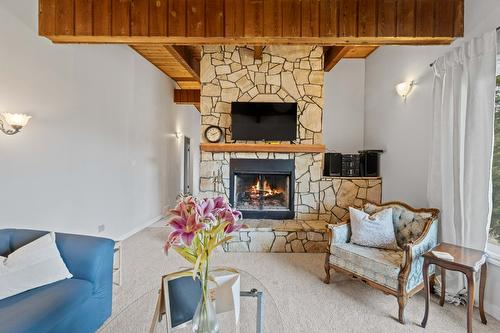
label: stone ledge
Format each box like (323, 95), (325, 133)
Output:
(223, 219), (329, 253)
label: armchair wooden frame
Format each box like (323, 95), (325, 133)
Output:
(323, 201), (439, 324)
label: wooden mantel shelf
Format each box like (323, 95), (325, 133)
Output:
(200, 143), (326, 153)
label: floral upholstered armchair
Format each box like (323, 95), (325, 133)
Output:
(323, 201), (439, 324)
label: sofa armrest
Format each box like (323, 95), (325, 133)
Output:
(400, 219), (438, 292)
(56, 233), (115, 294)
(327, 222), (351, 245)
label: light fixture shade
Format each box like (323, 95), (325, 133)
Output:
(2, 113), (32, 128)
(395, 81), (415, 100)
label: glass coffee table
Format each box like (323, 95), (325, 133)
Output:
(99, 270), (285, 333)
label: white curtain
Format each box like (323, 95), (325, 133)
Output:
(428, 30), (497, 292)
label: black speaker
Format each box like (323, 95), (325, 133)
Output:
(359, 150), (382, 177)
(323, 153), (342, 176)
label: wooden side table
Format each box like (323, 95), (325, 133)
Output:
(421, 243), (488, 333)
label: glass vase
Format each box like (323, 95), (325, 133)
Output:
(192, 261), (219, 333)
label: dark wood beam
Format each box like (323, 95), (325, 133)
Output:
(254, 46), (263, 60)
(174, 89), (200, 111)
(324, 46), (352, 71)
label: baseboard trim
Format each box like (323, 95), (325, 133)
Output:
(116, 215), (164, 241)
(484, 301), (500, 321)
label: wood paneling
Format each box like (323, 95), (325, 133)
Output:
(343, 46), (378, 58)
(224, 0), (245, 37)
(244, 0), (264, 37)
(200, 143), (326, 153)
(397, 0), (416, 37)
(377, 0), (397, 37)
(263, 0), (282, 37)
(187, 0), (205, 37)
(112, 0), (131, 36)
(131, 44), (200, 89)
(40, 0), (464, 43)
(301, 0), (320, 37)
(415, 0), (433, 37)
(39, 0), (56, 35)
(205, 0), (224, 37)
(93, 0), (112, 35)
(358, 0), (376, 37)
(131, 0), (149, 36)
(319, 0), (338, 37)
(282, 0), (302, 37)
(168, 0), (186, 36)
(75, 0), (92, 35)
(149, 0), (167, 36)
(339, 0), (358, 37)
(55, 0), (74, 35)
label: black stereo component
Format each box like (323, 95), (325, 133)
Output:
(323, 153), (342, 176)
(359, 150), (383, 177)
(341, 154), (360, 177)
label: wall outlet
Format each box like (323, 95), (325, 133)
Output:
(98, 224), (105, 233)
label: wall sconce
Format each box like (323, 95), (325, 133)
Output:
(175, 131), (183, 139)
(0, 113), (32, 135)
(395, 81), (415, 101)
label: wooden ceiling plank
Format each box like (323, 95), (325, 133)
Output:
(149, 0), (167, 36)
(131, 0), (150, 36)
(324, 46), (352, 71)
(75, 0), (92, 35)
(112, 0), (131, 36)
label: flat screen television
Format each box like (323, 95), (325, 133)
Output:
(231, 102), (297, 141)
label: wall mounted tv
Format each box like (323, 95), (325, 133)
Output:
(231, 102), (297, 141)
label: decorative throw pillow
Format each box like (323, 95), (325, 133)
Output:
(349, 207), (400, 250)
(0, 232), (72, 300)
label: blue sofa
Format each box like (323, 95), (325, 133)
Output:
(0, 229), (114, 333)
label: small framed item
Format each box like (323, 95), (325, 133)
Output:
(204, 126), (223, 143)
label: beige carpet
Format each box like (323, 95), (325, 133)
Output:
(98, 225), (500, 333)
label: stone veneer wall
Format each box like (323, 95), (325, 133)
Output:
(200, 46), (327, 219)
(200, 45), (324, 144)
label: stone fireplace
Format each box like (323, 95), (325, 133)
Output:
(198, 45), (382, 253)
(230, 159), (295, 219)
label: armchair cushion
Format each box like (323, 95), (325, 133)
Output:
(364, 202), (436, 248)
(329, 243), (404, 290)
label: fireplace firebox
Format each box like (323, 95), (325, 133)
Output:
(229, 159), (295, 219)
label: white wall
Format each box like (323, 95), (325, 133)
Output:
(0, 1), (200, 240)
(323, 59), (365, 153)
(364, 0), (500, 320)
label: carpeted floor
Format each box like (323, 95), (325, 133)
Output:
(98, 224), (500, 333)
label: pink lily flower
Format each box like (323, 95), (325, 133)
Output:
(169, 213), (204, 246)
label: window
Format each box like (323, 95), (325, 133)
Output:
(490, 51), (500, 247)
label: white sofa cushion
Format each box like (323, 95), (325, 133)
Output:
(0, 232), (72, 300)
(349, 207), (400, 250)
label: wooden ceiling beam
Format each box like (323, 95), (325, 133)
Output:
(174, 89), (200, 105)
(324, 46), (353, 71)
(254, 46), (263, 60)
(39, 0), (464, 44)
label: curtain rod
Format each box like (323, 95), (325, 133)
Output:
(429, 26), (500, 67)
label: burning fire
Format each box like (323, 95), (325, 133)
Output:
(249, 179), (284, 198)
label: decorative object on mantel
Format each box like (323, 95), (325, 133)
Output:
(164, 196), (245, 333)
(0, 113), (31, 135)
(395, 81), (415, 101)
(204, 126), (223, 143)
